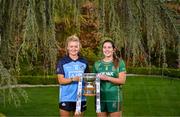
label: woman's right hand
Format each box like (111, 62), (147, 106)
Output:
(96, 74), (109, 81)
(72, 76), (80, 82)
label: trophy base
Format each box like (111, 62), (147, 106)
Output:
(84, 87), (96, 96)
(83, 93), (96, 96)
(84, 87), (95, 90)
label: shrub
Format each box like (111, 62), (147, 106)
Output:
(17, 75), (58, 85)
(16, 68), (179, 85)
(127, 67), (180, 78)
(164, 68), (180, 78)
(81, 47), (99, 65)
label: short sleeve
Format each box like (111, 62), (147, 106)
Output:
(119, 60), (126, 72)
(56, 60), (64, 75)
(92, 63), (97, 73)
(92, 61), (100, 73)
(84, 63), (89, 73)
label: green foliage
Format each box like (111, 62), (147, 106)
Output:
(127, 67), (162, 75)
(0, 61), (28, 107)
(19, 0), (57, 74)
(19, 65), (46, 76)
(97, 0), (179, 67)
(0, 0), (56, 107)
(127, 67), (180, 78)
(16, 68), (180, 85)
(17, 76), (58, 85)
(164, 68), (180, 77)
(81, 47), (99, 65)
(0, 113), (6, 117)
(54, 0), (82, 39)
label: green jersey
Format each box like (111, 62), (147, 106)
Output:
(93, 60), (126, 102)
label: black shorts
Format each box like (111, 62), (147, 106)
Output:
(59, 101), (87, 112)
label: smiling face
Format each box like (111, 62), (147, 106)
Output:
(67, 41), (80, 56)
(103, 42), (115, 58)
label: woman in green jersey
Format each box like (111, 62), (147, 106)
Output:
(93, 39), (126, 117)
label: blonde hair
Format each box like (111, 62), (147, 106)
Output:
(65, 35), (81, 55)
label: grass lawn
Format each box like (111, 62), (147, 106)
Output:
(0, 76), (180, 116)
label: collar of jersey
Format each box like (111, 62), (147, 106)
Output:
(65, 55), (81, 62)
(101, 60), (113, 64)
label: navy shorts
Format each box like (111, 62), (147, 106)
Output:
(59, 101), (87, 112)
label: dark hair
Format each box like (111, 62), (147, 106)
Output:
(102, 40), (121, 69)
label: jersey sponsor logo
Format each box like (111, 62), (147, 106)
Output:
(69, 71), (83, 77)
(64, 64), (85, 71)
(64, 66), (71, 69)
(100, 72), (114, 76)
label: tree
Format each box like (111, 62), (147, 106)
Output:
(0, 0), (56, 106)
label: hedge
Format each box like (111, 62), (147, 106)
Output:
(127, 67), (180, 78)
(17, 75), (58, 85)
(14, 67), (180, 85)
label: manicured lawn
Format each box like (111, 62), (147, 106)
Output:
(0, 87), (59, 116)
(123, 76), (180, 116)
(0, 76), (180, 116)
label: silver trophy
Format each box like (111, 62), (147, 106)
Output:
(83, 73), (96, 96)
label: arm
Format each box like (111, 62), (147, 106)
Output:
(98, 71), (126, 85)
(108, 72), (126, 84)
(58, 74), (80, 85)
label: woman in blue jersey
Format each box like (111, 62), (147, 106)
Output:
(93, 39), (126, 117)
(56, 35), (89, 117)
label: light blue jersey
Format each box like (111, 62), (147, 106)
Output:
(56, 55), (89, 102)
